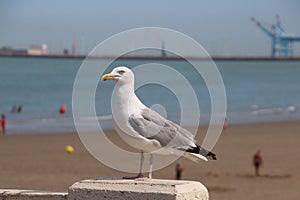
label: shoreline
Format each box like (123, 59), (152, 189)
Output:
(1, 54), (300, 61)
(5, 118), (300, 136)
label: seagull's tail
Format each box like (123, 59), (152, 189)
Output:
(184, 145), (217, 162)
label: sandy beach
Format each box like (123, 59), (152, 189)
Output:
(0, 120), (299, 200)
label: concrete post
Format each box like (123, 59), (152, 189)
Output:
(68, 178), (209, 200)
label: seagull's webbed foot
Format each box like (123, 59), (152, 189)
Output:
(122, 173), (151, 181)
(136, 173), (144, 178)
(135, 173), (151, 181)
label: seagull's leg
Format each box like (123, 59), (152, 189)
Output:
(134, 152), (153, 181)
(137, 151), (144, 178)
(123, 151), (145, 179)
(148, 153), (153, 179)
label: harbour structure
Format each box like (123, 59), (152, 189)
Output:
(251, 15), (300, 57)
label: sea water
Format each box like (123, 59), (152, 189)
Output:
(0, 57), (299, 134)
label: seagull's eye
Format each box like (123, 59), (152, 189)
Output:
(118, 70), (125, 75)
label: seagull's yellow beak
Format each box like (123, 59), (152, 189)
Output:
(101, 74), (116, 81)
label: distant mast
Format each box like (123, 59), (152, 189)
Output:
(161, 40), (167, 57)
(81, 36), (85, 55)
(72, 33), (76, 56)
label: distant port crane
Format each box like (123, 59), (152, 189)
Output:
(251, 15), (300, 57)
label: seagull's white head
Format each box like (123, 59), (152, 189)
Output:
(101, 66), (134, 85)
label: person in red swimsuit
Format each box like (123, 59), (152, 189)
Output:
(1, 114), (6, 135)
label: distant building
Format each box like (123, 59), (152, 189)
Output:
(0, 46), (27, 56)
(63, 49), (69, 55)
(27, 44), (48, 55)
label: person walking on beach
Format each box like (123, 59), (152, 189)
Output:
(1, 114), (6, 135)
(253, 150), (263, 176)
(222, 118), (229, 135)
(175, 162), (184, 180)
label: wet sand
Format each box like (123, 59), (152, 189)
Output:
(0, 120), (299, 200)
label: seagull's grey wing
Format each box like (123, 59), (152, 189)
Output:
(128, 108), (196, 149)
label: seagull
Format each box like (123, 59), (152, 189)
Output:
(101, 66), (216, 179)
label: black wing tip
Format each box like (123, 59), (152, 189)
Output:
(186, 145), (217, 160)
(207, 152), (217, 160)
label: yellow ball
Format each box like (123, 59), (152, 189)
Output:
(65, 145), (74, 154)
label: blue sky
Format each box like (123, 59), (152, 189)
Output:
(1, 0), (300, 56)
